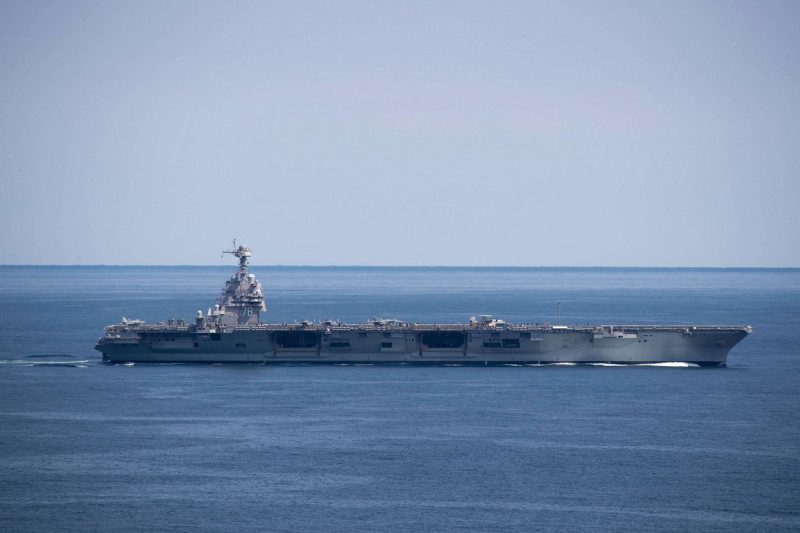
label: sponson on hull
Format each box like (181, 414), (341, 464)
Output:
(96, 244), (751, 366)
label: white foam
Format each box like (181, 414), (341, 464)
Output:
(637, 362), (699, 368)
(580, 362), (699, 368)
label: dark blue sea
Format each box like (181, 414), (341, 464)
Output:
(1, 266), (799, 532)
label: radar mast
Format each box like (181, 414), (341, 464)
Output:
(223, 239), (252, 278)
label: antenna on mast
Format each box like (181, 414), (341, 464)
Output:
(222, 238), (237, 259)
(222, 239), (251, 274)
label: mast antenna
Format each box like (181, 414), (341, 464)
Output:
(222, 239), (251, 273)
(222, 238), (237, 259)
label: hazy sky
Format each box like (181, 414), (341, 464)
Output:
(1, 0), (798, 266)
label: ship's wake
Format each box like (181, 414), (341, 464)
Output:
(0, 355), (91, 367)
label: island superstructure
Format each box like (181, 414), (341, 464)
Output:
(95, 244), (751, 366)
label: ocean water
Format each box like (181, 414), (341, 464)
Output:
(1, 266), (799, 532)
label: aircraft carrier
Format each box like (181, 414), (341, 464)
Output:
(95, 244), (751, 366)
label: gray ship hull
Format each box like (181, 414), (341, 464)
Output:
(96, 324), (750, 366)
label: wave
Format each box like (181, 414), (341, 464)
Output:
(532, 362), (699, 368)
(636, 362), (699, 368)
(580, 362), (699, 368)
(0, 359), (90, 367)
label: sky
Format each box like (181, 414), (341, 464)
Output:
(1, 0), (798, 266)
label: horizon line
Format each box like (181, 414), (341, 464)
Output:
(2, 264), (799, 270)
